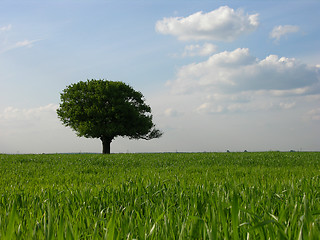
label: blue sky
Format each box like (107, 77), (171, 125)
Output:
(1, 0), (319, 153)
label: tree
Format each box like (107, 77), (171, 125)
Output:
(57, 79), (163, 154)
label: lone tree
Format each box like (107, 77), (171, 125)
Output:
(57, 79), (163, 154)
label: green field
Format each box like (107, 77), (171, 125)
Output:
(0, 152), (320, 239)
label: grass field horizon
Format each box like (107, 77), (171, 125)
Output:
(3, 149), (317, 155)
(1, 152), (319, 239)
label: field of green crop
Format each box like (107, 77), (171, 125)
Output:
(0, 152), (320, 239)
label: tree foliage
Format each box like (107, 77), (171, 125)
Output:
(57, 79), (162, 153)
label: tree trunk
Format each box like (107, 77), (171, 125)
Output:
(101, 137), (112, 154)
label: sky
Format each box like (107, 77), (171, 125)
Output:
(0, 0), (319, 153)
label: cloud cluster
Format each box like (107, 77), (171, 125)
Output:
(0, 104), (58, 123)
(156, 5), (319, 118)
(156, 6), (259, 41)
(165, 48), (320, 115)
(169, 48), (319, 94)
(270, 25), (300, 41)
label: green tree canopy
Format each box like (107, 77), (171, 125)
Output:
(57, 79), (162, 153)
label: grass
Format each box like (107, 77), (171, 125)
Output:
(0, 152), (320, 239)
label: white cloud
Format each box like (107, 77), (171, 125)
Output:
(166, 48), (320, 115)
(164, 108), (182, 117)
(0, 104), (58, 122)
(168, 48), (319, 94)
(15, 39), (40, 48)
(156, 6), (259, 41)
(1, 39), (42, 53)
(182, 43), (217, 57)
(197, 103), (224, 114)
(270, 25), (300, 41)
(0, 24), (41, 53)
(0, 24), (12, 32)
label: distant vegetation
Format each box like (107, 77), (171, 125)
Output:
(0, 152), (319, 239)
